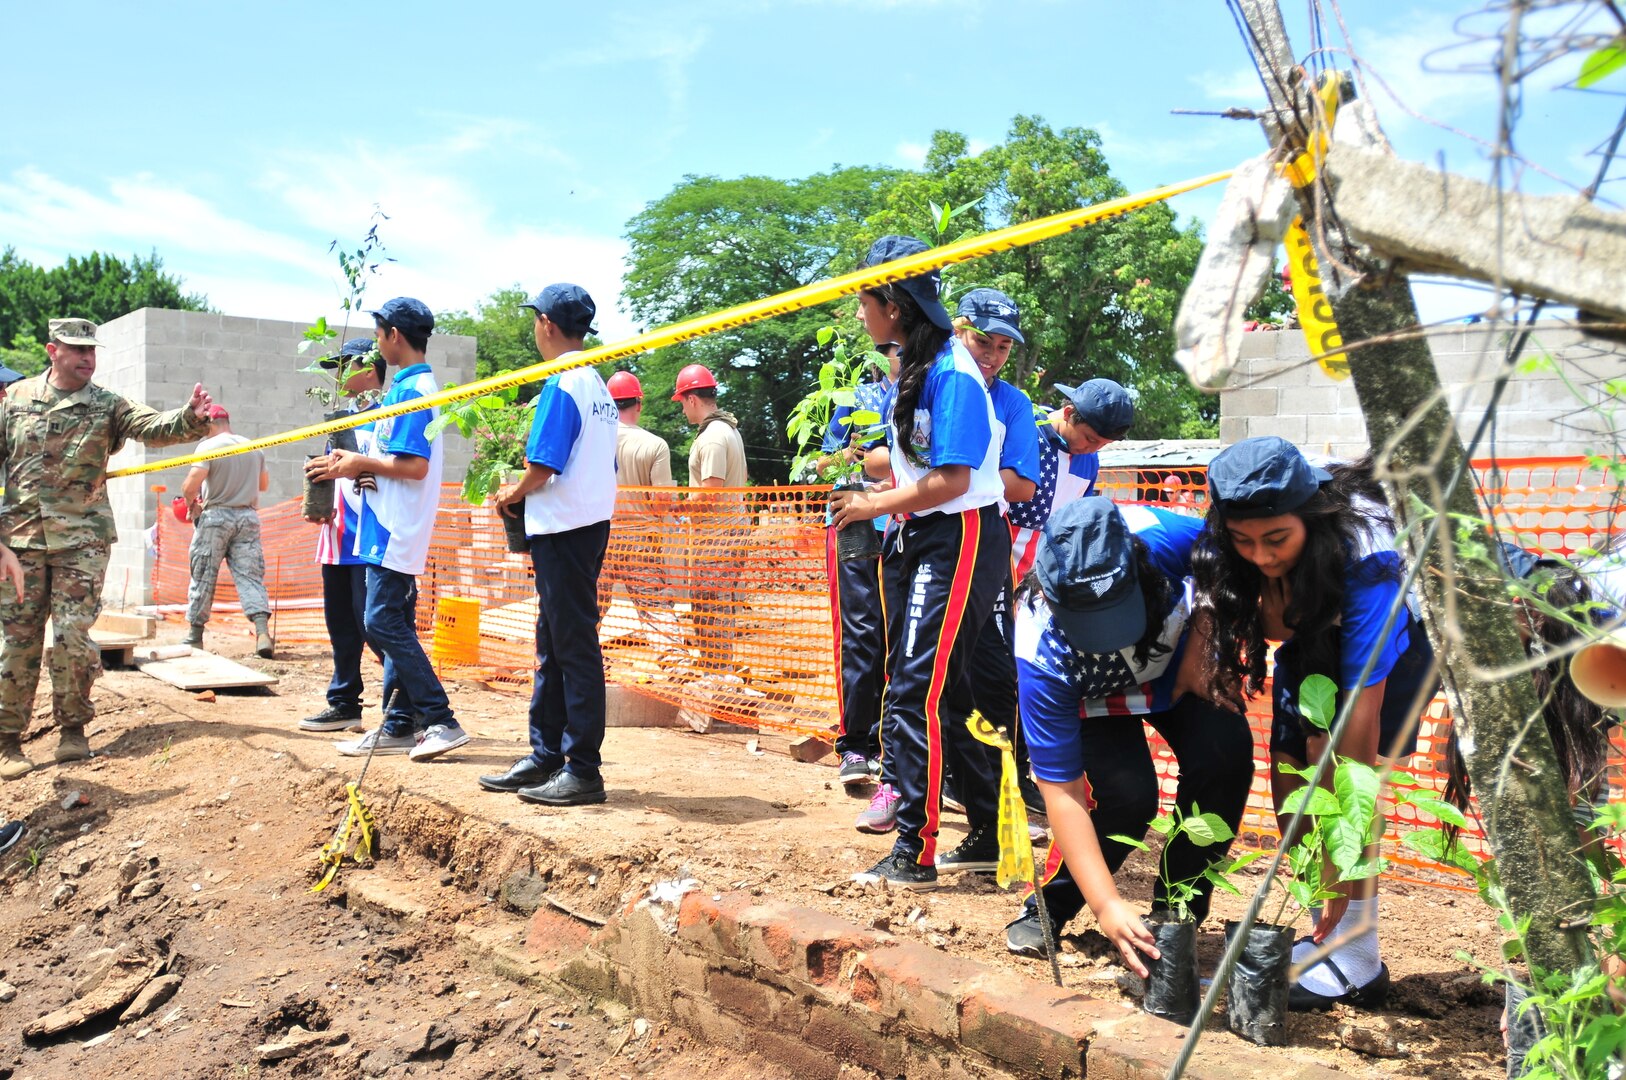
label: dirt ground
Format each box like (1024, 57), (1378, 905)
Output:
(0, 626), (1509, 1079)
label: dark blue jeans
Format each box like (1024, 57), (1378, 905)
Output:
(526, 521), (611, 781)
(363, 565), (454, 736)
(322, 563), (379, 712)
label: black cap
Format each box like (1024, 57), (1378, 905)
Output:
(366, 297), (435, 336)
(861, 235), (952, 331)
(956, 288), (1024, 343)
(1035, 497), (1146, 654)
(1054, 379), (1135, 439)
(522, 283), (599, 337)
(1207, 436), (1332, 518)
(318, 337), (379, 370)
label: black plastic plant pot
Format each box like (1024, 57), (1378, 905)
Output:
(324, 410), (359, 454)
(833, 483), (882, 562)
(501, 508), (530, 554)
(1143, 915), (1200, 1026)
(1223, 920), (1293, 1047)
(302, 455), (335, 521)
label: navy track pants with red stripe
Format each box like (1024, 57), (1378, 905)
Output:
(825, 526), (885, 759)
(881, 505), (1008, 865)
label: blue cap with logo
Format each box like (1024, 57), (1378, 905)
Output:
(1054, 378), (1135, 439)
(861, 235), (952, 331)
(1207, 435), (1332, 518)
(0, 364), (24, 386)
(318, 337), (379, 369)
(366, 297), (435, 336)
(1036, 496), (1146, 654)
(956, 288), (1024, 343)
(522, 283), (598, 337)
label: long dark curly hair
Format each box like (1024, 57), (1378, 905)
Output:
(1443, 563), (1612, 845)
(1016, 535), (1176, 670)
(1190, 455), (1397, 705)
(866, 284), (950, 469)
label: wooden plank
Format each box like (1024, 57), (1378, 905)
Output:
(137, 651), (278, 691)
(92, 613), (156, 639)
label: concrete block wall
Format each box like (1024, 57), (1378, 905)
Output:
(97, 308), (477, 606)
(1220, 325), (1625, 459)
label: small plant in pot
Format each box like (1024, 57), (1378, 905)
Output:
(426, 386), (532, 553)
(1111, 805), (1258, 1027)
(786, 327), (889, 562)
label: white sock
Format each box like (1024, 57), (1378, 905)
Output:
(1292, 897), (1382, 996)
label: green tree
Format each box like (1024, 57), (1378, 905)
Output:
(438, 285), (604, 405)
(621, 165), (904, 482)
(864, 116), (1212, 438)
(0, 246), (211, 351)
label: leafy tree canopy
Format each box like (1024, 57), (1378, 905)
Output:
(0, 247), (211, 375)
(438, 285), (604, 405)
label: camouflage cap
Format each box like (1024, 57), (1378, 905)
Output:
(48, 318), (102, 347)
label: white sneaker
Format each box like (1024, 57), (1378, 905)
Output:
(408, 724), (470, 761)
(335, 730), (417, 757)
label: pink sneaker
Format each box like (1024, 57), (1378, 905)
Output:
(855, 783), (900, 833)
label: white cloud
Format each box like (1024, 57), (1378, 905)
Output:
(1191, 67), (1267, 104)
(895, 141), (929, 167)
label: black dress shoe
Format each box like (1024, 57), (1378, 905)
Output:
(1288, 958), (1390, 1011)
(517, 770), (606, 806)
(478, 757), (558, 793)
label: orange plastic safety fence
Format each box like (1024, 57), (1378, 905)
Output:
(146, 457), (1626, 887)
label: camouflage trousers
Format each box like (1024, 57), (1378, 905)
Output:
(0, 543), (109, 736)
(187, 507), (270, 625)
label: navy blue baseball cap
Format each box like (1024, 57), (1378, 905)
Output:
(0, 364), (24, 386)
(1036, 496), (1146, 654)
(1208, 436), (1332, 518)
(956, 288), (1024, 343)
(1055, 379), (1135, 439)
(318, 337), (379, 369)
(861, 235), (952, 331)
(522, 283), (598, 337)
(366, 297), (435, 335)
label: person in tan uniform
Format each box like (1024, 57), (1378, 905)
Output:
(599, 371), (683, 657)
(672, 364), (749, 673)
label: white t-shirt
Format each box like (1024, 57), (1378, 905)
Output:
(356, 363), (443, 576)
(522, 365), (619, 535)
(887, 339), (1002, 517)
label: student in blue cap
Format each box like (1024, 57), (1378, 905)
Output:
(0, 364), (24, 401)
(482, 284), (619, 807)
(307, 298), (470, 763)
(830, 235), (1008, 890)
(1003, 497), (1253, 973)
(1191, 435), (1437, 1010)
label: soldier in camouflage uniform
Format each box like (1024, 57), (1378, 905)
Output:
(0, 317), (213, 780)
(181, 404), (273, 656)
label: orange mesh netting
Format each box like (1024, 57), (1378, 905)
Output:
(149, 457), (1625, 885)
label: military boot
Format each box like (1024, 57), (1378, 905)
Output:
(55, 726), (91, 764)
(0, 733), (34, 781)
(252, 614), (274, 660)
(183, 624), (205, 648)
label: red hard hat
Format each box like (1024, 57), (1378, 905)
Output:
(671, 363), (718, 401)
(606, 371), (643, 399)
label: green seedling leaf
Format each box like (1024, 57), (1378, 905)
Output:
(816, 326), (835, 347)
(1107, 834), (1151, 852)
(1406, 795), (1469, 828)
(1180, 812), (1235, 848)
(1281, 785), (1340, 817)
(1579, 40), (1626, 88)
(831, 390), (856, 408)
(848, 409), (881, 426)
(1298, 674), (1338, 731)
(1148, 816), (1174, 836)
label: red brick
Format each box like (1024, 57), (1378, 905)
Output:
(902, 1043), (1012, 1080)
(735, 898), (887, 985)
(959, 973), (1127, 1078)
(852, 942), (985, 1041)
(707, 967), (803, 1032)
(675, 890), (750, 960)
(802, 1002), (905, 1076)
(670, 990), (843, 1080)
(524, 904), (593, 966)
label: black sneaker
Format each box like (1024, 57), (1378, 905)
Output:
(299, 706), (364, 732)
(937, 825), (999, 874)
(0, 820), (24, 856)
(1005, 907), (1062, 958)
(837, 752), (872, 786)
(852, 851), (939, 891)
(518, 770), (607, 807)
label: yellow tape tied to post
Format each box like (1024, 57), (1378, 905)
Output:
(1284, 217), (1350, 381)
(312, 781), (377, 893)
(109, 171), (1232, 480)
(966, 712), (1035, 891)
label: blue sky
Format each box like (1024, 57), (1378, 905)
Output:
(3, 1), (1616, 339)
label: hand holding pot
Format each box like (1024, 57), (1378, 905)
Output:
(1097, 897), (1159, 977)
(493, 482), (526, 519)
(308, 449), (369, 482)
(829, 486), (879, 530)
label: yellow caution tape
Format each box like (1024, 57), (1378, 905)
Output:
(109, 170), (1231, 479)
(1284, 216), (1350, 381)
(312, 781), (378, 893)
(966, 711), (1035, 891)
(1278, 71), (1347, 189)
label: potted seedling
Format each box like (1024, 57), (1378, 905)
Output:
(426, 386), (532, 553)
(1110, 805), (1259, 1027)
(786, 328), (889, 562)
